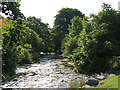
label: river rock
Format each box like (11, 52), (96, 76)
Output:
(95, 76), (106, 80)
(86, 79), (99, 86)
(13, 78), (18, 81)
(103, 73), (109, 78)
(26, 71), (38, 76)
(82, 84), (91, 88)
(109, 74), (115, 77)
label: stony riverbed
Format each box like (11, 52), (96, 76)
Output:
(2, 57), (88, 88)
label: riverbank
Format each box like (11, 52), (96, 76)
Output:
(95, 75), (119, 88)
(82, 67), (120, 88)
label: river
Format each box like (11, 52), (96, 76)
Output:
(2, 56), (88, 88)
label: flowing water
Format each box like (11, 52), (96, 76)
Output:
(2, 57), (88, 88)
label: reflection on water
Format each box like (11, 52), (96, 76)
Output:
(2, 57), (87, 88)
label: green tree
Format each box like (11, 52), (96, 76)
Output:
(22, 27), (45, 61)
(1, 1), (24, 19)
(2, 20), (32, 79)
(91, 3), (120, 56)
(62, 16), (83, 55)
(69, 3), (120, 75)
(51, 25), (63, 53)
(52, 8), (84, 53)
(1, 1), (32, 80)
(68, 16), (83, 37)
(26, 16), (53, 53)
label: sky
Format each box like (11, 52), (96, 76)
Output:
(20, 0), (120, 27)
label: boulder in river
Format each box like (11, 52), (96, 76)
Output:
(86, 79), (99, 86)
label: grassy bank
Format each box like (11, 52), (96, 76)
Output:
(96, 75), (120, 88)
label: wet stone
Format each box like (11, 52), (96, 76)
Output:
(13, 78), (18, 81)
(86, 79), (99, 86)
